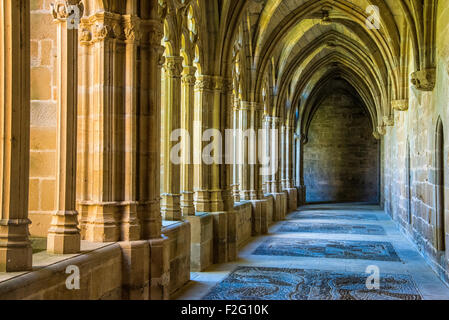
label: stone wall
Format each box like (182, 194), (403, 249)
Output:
(234, 202), (253, 248)
(29, 1), (59, 237)
(382, 2), (449, 285)
(162, 221), (191, 295)
(304, 86), (379, 204)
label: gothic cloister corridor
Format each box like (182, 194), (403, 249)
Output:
(2, 0), (449, 303)
(174, 204), (449, 300)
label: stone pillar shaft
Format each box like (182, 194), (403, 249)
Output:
(161, 56), (183, 221)
(47, 1), (83, 254)
(121, 15), (142, 241)
(270, 117), (282, 193)
(232, 99), (241, 202)
(180, 66), (196, 216)
(0, 0), (33, 272)
(285, 125), (295, 189)
(238, 101), (252, 200)
(193, 75), (213, 212)
(140, 20), (164, 239)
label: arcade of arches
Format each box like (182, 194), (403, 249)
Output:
(1, 0), (449, 300)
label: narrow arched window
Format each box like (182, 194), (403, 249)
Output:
(436, 118), (446, 252)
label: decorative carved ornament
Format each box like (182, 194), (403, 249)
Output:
(392, 99), (409, 111)
(411, 68), (436, 91)
(51, 0), (84, 21)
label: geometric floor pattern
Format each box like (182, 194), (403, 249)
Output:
(203, 266), (423, 300)
(289, 211), (379, 221)
(278, 221), (386, 235)
(253, 237), (401, 262)
(174, 203), (449, 300)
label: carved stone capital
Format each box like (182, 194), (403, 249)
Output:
(392, 99), (409, 111)
(182, 66), (197, 85)
(123, 16), (141, 43)
(383, 115), (394, 127)
(195, 75), (215, 91)
(51, 0), (84, 22)
(79, 26), (92, 46)
(165, 56), (184, 78)
(141, 20), (164, 46)
(411, 68), (436, 91)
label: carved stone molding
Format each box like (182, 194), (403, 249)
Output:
(392, 99), (409, 111)
(411, 68), (436, 91)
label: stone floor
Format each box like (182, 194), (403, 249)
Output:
(174, 203), (449, 300)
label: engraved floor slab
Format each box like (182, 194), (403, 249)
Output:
(203, 266), (422, 300)
(277, 221), (386, 235)
(253, 238), (401, 262)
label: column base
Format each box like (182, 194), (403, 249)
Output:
(181, 192), (195, 216)
(0, 245), (32, 273)
(121, 203), (142, 242)
(82, 203), (121, 242)
(161, 194), (182, 221)
(148, 236), (170, 300)
(120, 240), (150, 300)
(185, 213), (213, 271)
(47, 232), (81, 255)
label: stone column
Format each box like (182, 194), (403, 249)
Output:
(141, 14), (170, 299)
(238, 101), (252, 201)
(47, 0), (83, 254)
(232, 98), (241, 202)
(223, 80), (238, 262)
(249, 102), (267, 235)
(270, 117), (286, 220)
(180, 66), (196, 217)
(193, 76), (213, 213)
(78, 13), (124, 242)
(284, 125), (297, 212)
(121, 15), (142, 241)
(140, 19), (165, 240)
(0, 0), (33, 272)
(161, 56), (183, 221)
(262, 115), (272, 194)
(280, 124), (288, 190)
(270, 117), (282, 193)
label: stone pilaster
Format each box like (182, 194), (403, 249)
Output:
(238, 101), (252, 201)
(284, 125), (297, 212)
(47, 0), (83, 254)
(161, 56), (183, 221)
(232, 98), (241, 203)
(140, 19), (165, 240)
(193, 75), (214, 213)
(0, 0), (33, 272)
(180, 66), (196, 217)
(121, 15), (142, 241)
(77, 12), (124, 242)
(269, 117), (286, 220)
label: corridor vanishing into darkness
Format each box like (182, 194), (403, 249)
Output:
(175, 204), (449, 300)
